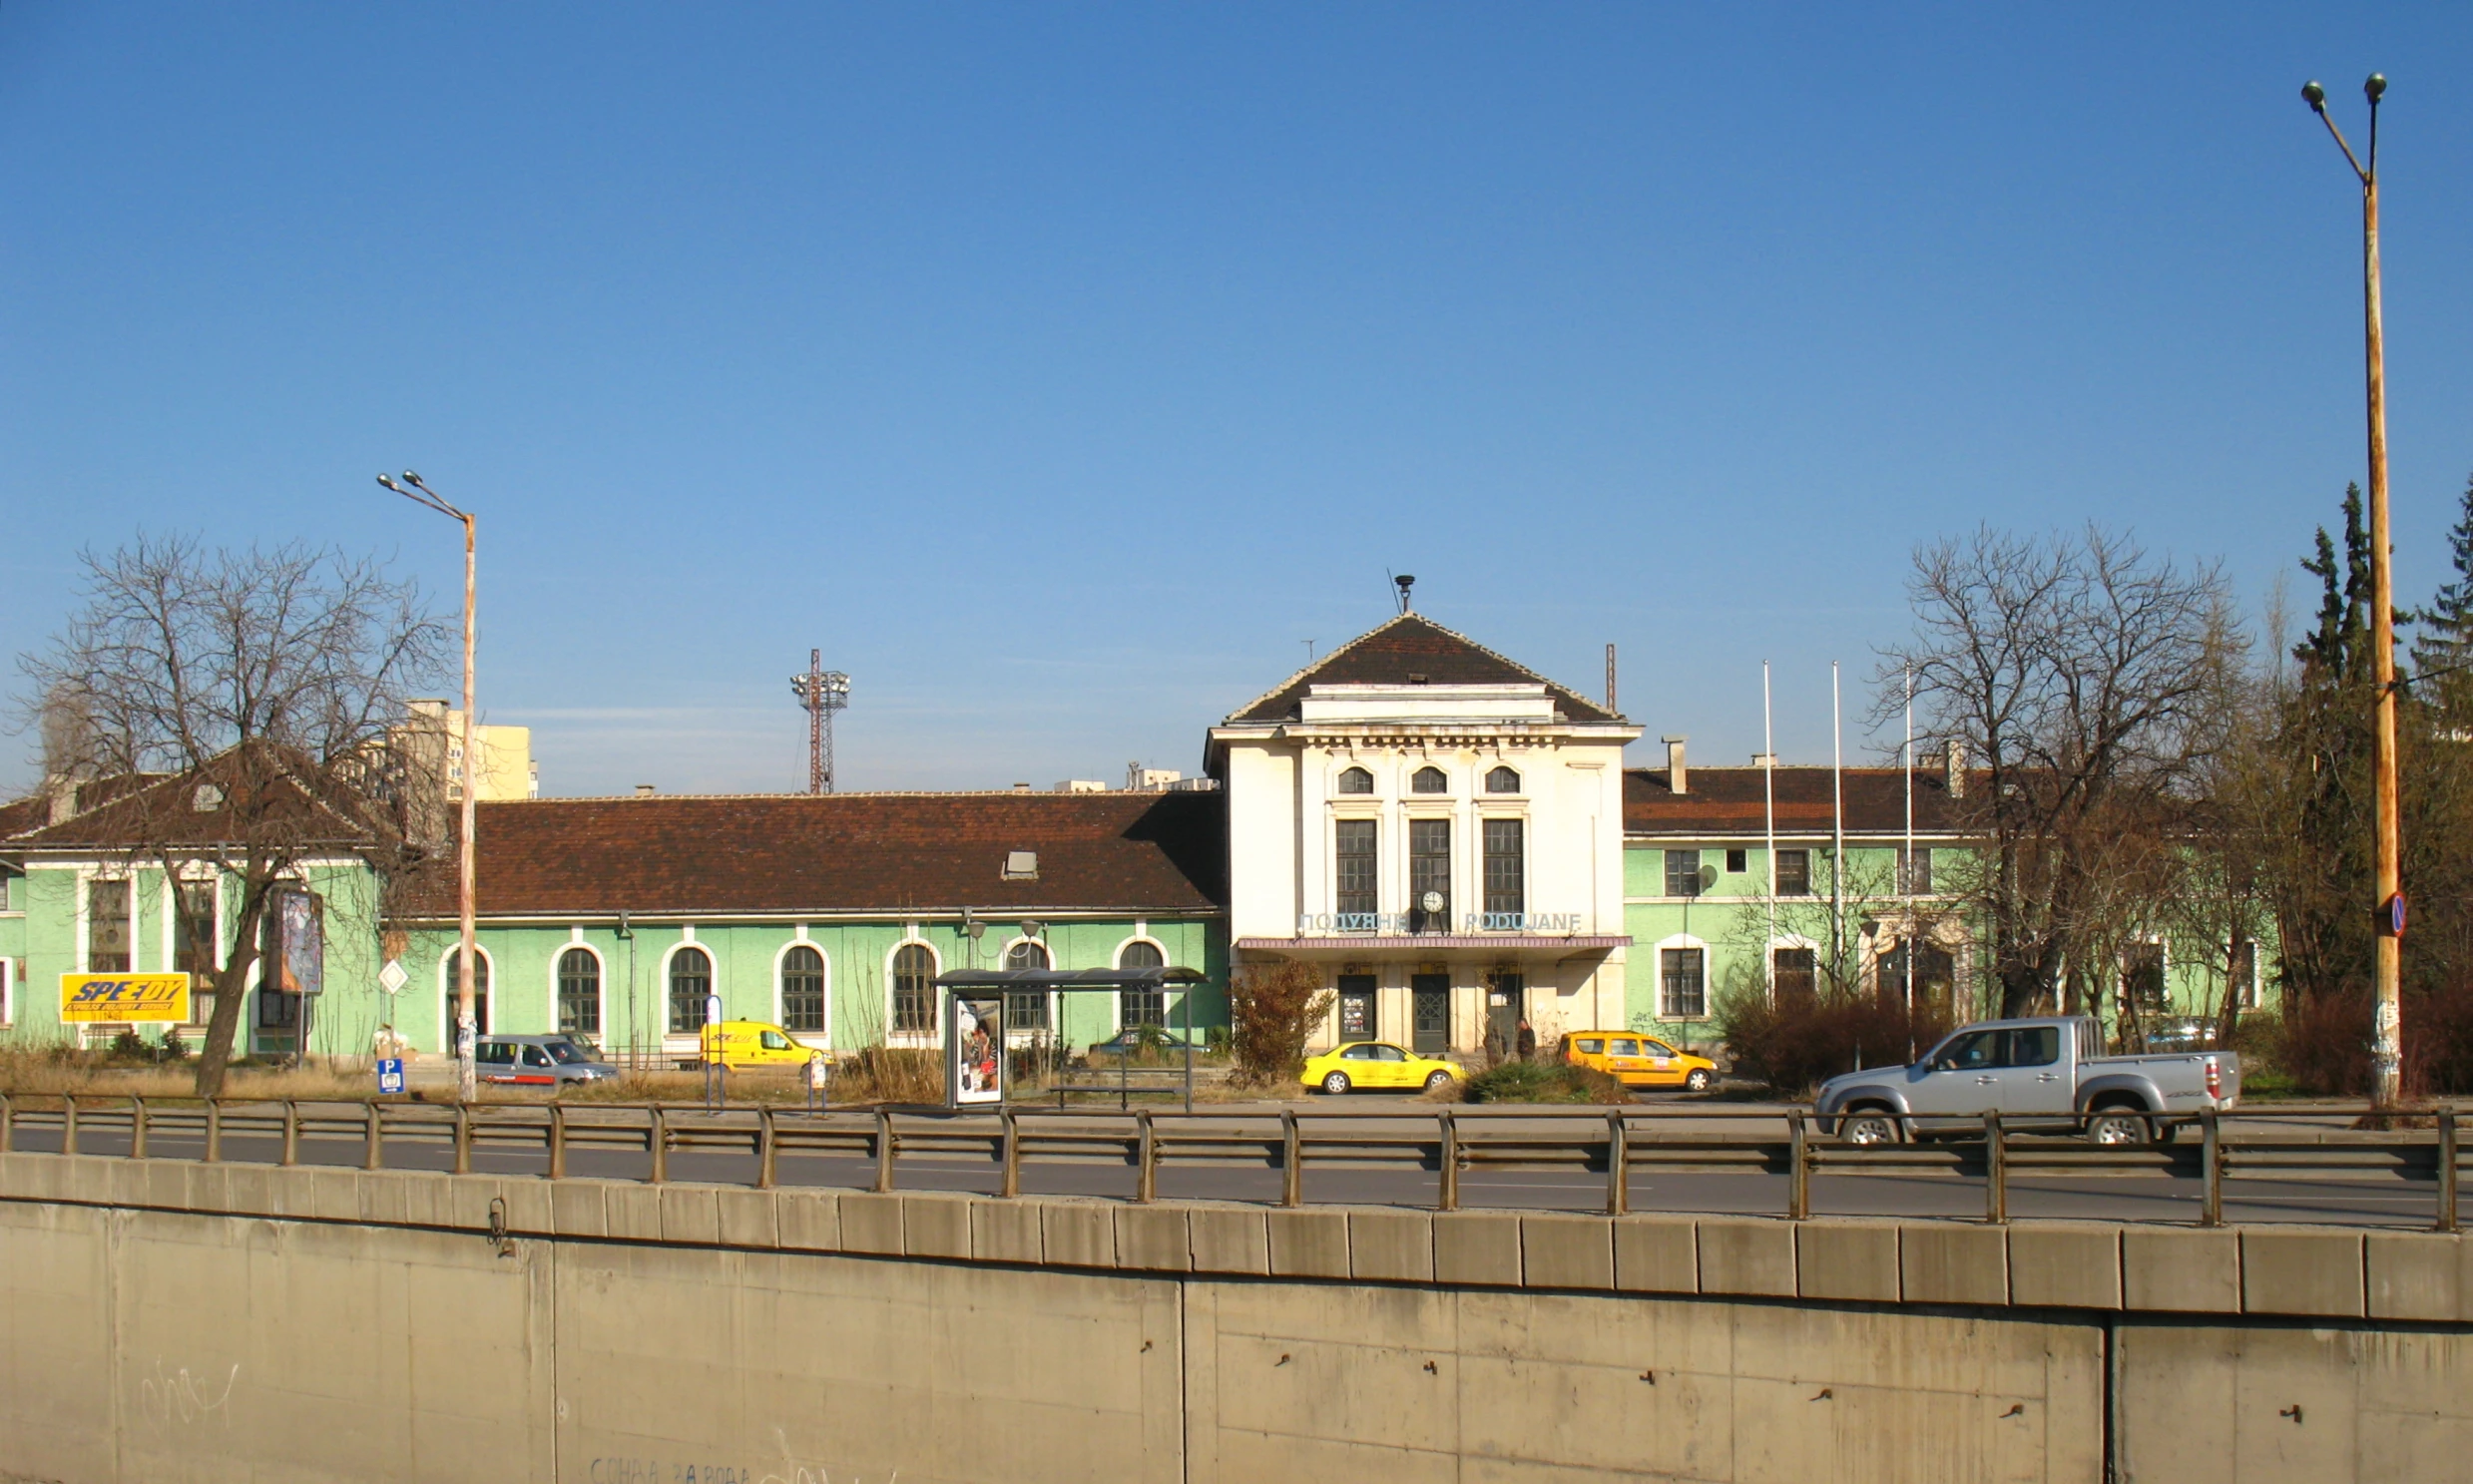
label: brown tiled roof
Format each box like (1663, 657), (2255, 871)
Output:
(1226, 613), (1621, 725)
(418, 789), (1229, 920)
(4, 749), (379, 850)
(0, 793), (51, 841)
(1626, 765), (1978, 838)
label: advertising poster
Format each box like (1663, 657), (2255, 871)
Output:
(60, 973), (192, 1024)
(946, 993), (1004, 1106)
(275, 889), (323, 997)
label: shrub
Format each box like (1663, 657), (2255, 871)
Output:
(1715, 979), (1956, 1098)
(107, 1029), (152, 1063)
(834, 1045), (943, 1105)
(1227, 961), (1334, 1087)
(2278, 982), (2473, 1098)
(158, 1027), (191, 1061)
(1461, 1059), (1631, 1105)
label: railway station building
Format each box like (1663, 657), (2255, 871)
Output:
(0, 613), (2267, 1063)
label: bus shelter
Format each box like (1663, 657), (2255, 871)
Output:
(934, 965), (1208, 1112)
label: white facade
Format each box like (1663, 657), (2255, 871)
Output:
(1211, 656), (1640, 1055)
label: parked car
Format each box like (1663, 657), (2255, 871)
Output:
(697, 1019), (818, 1070)
(1814, 1015), (2239, 1146)
(1562, 1031), (1718, 1092)
(1301, 1041), (1464, 1095)
(1082, 1027), (1198, 1064)
(474, 1035), (619, 1086)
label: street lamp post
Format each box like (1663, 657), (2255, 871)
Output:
(2302, 74), (2403, 1108)
(378, 470), (480, 1104)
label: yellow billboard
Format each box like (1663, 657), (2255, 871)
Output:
(59, 973), (192, 1024)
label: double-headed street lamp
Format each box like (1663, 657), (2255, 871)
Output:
(2301, 73), (2403, 1108)
(377, 470), (480, 1104)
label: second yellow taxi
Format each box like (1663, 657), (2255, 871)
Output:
(1300, 1041), (1466, 1095)
(1563, 1031), (1718, 1091)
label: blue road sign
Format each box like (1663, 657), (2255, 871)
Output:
(376, 1058), (405, 1095)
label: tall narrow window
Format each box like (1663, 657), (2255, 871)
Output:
(1004, 939), (1051, 1030)
(444, 947), (492, 1036)
(1482, 817), (1524, 923)
(1336, 766), (1373, 794)
(1774, 849), (1811, 896)
(1772, 946), (1817, 1000)
(779, 945), (824, 1032)
(1409, 765), (1448, 794)
(668, 946), (711, 1032)
(1118, 940), (1165, 1028)
(1897, 846), (1933, 895)
(1664, 849), (1703, 898)
(88, 879), (132, 972)
(1408, 818), (1451, 933)
(1334, 819), (1378, 928)
(558, 948), (602, 1038)
(892, 943), (936, 1034)
(174, 881), (218, 1027)
(1660, 948), (1707, 1019)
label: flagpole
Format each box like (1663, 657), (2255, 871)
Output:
(1763, 661), (1776, 1005)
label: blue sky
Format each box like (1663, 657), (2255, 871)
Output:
(4, 4), (2469, 796)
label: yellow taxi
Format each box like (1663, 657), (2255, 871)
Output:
(1564, 1031), (1718, 1092)
(1301, 1041), (1465, 1095)
(699, 1019), (820, 1070)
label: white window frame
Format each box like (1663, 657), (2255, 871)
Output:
(1112, 935), (1170, 1034)
(1653, 933), (1712, 1021)
(436, 942), (498, 1044)
(886, 937), (941, 1045)
(660, 938), (716, 1039)
(773, 932), (831, 1043)
(551, 935), (608, 1043)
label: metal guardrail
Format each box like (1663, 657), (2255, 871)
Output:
(0, 1094), (2457, 1232)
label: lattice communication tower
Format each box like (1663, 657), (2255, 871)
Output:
(789, 650), (851, 794)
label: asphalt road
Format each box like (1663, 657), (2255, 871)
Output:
(12, 1120), (2452, 1230)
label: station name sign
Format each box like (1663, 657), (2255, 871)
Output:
(1295, 912), (1587, 935)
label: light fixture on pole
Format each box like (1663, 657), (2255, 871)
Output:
(788, 652), (851, 794)
(377, 469), (481, 1105)
(2301, 72), (2404, 1109)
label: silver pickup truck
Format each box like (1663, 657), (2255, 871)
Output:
(1814, 1015), (2238, 1146)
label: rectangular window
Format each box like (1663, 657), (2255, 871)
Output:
(1334, 819), (1378, 927)
(1409, 818), (1451, 933)
(0, 957), (10, 1024)
(174, 881), (218, 1027)
(257, 909), (298, 1029)
(0, 868), (16, 912)
(1774, 849), (1811, 896)
(2123, 942), (2167, 1010)
(1482, 817), (1524, 920)
(1773, 946), (1817, 1000)
(1898, 846), (1934, 895)
(1660, 948), (1707, 1018)
(88, 879), (133, 972)
(1665, 849), (1703, 898)
(1726, 848), (1746, 875)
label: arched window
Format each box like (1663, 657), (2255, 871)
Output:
(1118, 940), (1166, 1029)
(669, 946), (712, 1033)
(445, 947), (492, 1037)
(1336, 766), (1373, 794)
(557, 948), (601, 1039)
(1485, 765), (1521, 793)
(891, 943), (936, 1034)
(780, 945), (825, 1032)
(1410, 765), (1449, 794)
(1004, 939), (1051, 1031)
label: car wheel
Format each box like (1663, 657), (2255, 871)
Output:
(2085, 1110), (2151, 1146)
(1321, 1071), (1351, 1095)
(1684, 1069), (1713, 1093)
(1838, 1111), (1903, 1146)
(1423, 1070), (1454, 1091)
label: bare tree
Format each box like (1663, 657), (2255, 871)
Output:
(17, 535), (449, 1095)
(1879, 526), (2235, 1018)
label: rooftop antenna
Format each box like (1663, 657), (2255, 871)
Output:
(789, 649), (851, 793)
(1606, 643), (1618, 714)
(1393, 573), (1416, 614)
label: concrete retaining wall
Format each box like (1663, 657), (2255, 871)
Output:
(1, 1153), (2469, 1483)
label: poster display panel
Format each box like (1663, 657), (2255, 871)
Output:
(946, 993), (1004, 1106)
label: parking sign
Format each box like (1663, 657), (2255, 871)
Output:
(376, 1058), (404, 1095)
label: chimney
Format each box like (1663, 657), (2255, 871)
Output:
(1944, 739), (1967, 798)
(635, 783), (657, 797)
(1012, 781), (1031, 793)
(1663, 736), (1688, 795)
(46, 776), (79, 826)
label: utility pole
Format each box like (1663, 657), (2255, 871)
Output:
(789, 653), (850, 794)
(2303, 73), (2403, 1108)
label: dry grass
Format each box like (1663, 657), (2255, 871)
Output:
(0, 1049), (380, 1104)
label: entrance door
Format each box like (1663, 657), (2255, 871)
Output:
(1484, 972), (1523, 1060)
(1337, 974), (1378, 1042)
(1411, 974), (1451, 1054)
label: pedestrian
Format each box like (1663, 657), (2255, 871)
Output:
(1515, 1017), (1537, 1062)
(803, 1050), (829, 1112)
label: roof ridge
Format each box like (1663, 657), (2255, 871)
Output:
(1219, 612), (1420, 725)
(1222, 612), (1621, 725)
(497, 789), (1195, 803)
